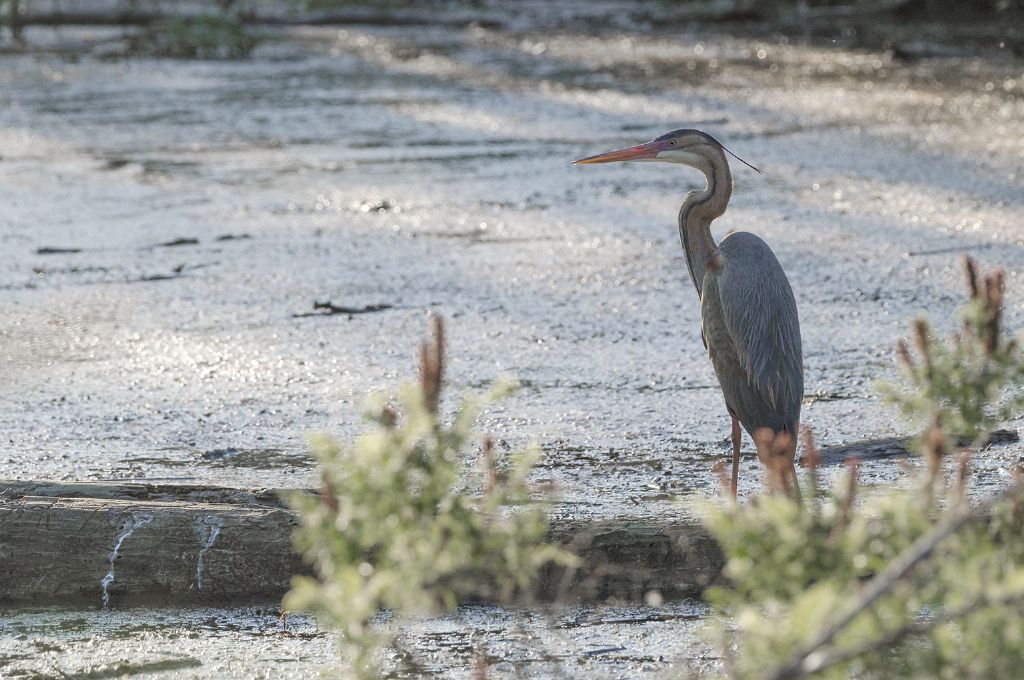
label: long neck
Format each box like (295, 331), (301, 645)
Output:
(678, 150), (732, 297)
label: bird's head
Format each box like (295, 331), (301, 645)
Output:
(573, 128), (761, 174)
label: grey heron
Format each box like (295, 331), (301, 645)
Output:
(574, 129), (803, 497)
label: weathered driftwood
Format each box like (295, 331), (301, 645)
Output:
(0, 491), (304, 608)
(0, 481), (721, 608)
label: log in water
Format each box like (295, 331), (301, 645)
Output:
(0, 481), (721, 607)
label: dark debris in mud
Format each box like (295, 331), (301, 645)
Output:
(32, 265), (110, 275)
(158, 238), (199, 248)
(802, 390), (853, 405)
(133, 264), (185, 283)
(557, 609), (704, 629)
(36, 246), (83, 255)
(198, 447), (314, 470)
(292, 301), (394, 318)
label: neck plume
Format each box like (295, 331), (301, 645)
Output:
(678, 149), (732, 297)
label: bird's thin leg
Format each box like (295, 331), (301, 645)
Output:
(730, 416), (741, 498)
(789, 462), (803, 504)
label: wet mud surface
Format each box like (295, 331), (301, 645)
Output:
(1, 9), (1023, 524)
(2, 4), (1023, 676)
(0, 602), (715, 678)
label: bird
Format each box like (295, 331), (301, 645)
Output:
(574, 129), (803, 497)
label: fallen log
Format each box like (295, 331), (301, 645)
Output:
(0, 491), (304, 608)
(0, 480), (721, 607)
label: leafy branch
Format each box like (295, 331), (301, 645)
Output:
(880, 258), (1024, 449)
(284, 317), (576, 678)
(766, 481), (1022, 680)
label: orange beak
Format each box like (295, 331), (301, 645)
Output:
(573, 140), (667, 164)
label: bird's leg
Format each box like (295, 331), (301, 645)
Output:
(782, 431), (802, 504)
(730, 415), (741, 498)
(789, 462), (803, 504)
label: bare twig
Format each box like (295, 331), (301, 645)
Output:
(913, 319), (933, 377)
(419, 316), (445, 415)
(964, 256), (979, 301)
(983, 269), (1004, 356)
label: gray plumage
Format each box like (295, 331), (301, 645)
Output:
(575, 128), (804, 495)
(701, 231), (803, 440)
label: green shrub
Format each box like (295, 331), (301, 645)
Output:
(143, 13), (259, 59)
(880, 258), (1024, 450)
(703, 257), (1024, 680)
(284, 318), (576, 678)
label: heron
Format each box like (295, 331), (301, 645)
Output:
(574, 129), (803, 497)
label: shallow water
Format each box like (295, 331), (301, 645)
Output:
(1, 13), (1023, 522)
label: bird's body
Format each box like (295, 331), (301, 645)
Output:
(575, 129), (803, 495)
(700, 232), (802, 444)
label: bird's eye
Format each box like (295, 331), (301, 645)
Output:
(668, 140), (677, 146)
